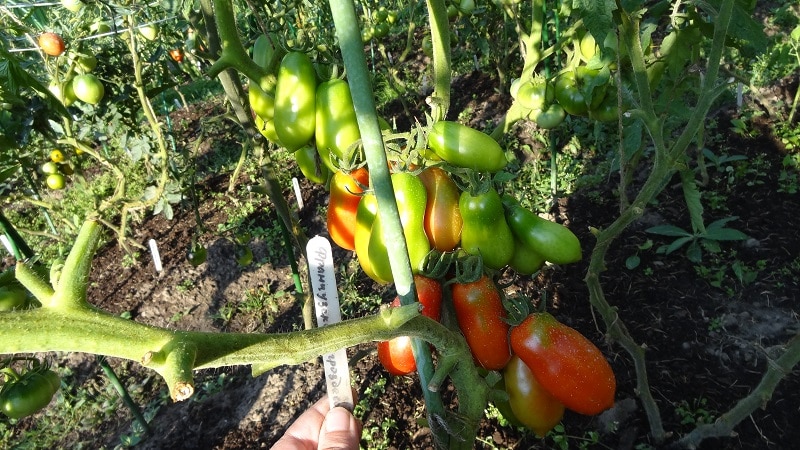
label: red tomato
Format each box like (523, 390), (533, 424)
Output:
(418, 167), (463, 252)
(38, 32), (65, 57)
(504, 355), (565, 436)
(450, 275), (511, 370)
(510, 312), (616, 415)
(377, 275), (443, 375)
(327, 167), (369, 251)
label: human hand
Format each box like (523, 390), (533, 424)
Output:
(271, 395), (361, 450)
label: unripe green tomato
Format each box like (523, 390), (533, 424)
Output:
(315, 79), (360, 170)
(427, 121), (508, 172)
(46, 173), (66, 190)
(76, 55), (97, 73)
(516, 79), (554, 111)
(138, 24), (159, 41)
(72, 74), (105, 105)
(459, 188), (515, 269)
(48, 81), (76, 107)
(533, 103), (566, 129)
(41, 161), (59, 175)
(249, 85), (275, 120)
(274, 52), (316, 151)
(459, 0), (476, 14)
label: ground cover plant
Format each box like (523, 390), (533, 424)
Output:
(0, 0), (798, 449)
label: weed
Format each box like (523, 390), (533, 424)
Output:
(675, 398), (715, 426)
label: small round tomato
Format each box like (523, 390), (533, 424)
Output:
(235, 245), (253, 266)
(50, 149), (65, 163)
(76, 55), (97, 73)
(554, 71), (587, 116)
(46, 173), (65, 190)
(533, 103), (566, 129)
(0, 370), (60, 419)
(169, 48), (184, 63)
(72, 74), (105, 105)
(41, 161), (59, 175)
(187, 243), (207, 267)
(38, 32), (65, 57)
(138, 24), (160, 41)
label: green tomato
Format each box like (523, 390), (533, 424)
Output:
(274, 52), (317, 151)
(46, 173), (66, 190)
(575, 65), (609, 110)
(187, 244), (207, 267)
(579, 32), (599, 62)
(589, 87), (621, 123)
(516, 78), (554, 111)
(427, 121), (508, 173)
(48, 81), (76, 107)
(459, 188), (515, 270)
(138, 24), (159, 41)
(294, 145), (330, 185)
(0, 286), (27, 311)
(72, 74), (105, 105)
(315, 79), (360, 170)
(373, 22), (391, 39)
(235, 245), (254, 266)
(249, 85), (275, 120)
(508, 235), (546, 275)
(533, 103), (566, 129)
(41, 161), (59, 175)
(554, 71), (587, 116)
(0, 370), (60, 420)
(503, 195), (581, 265)
(76, 55), (97, 73)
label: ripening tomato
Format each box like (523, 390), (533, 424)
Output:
(418, 167), (462, 252)
(327, 167), (369, 251)
(38, 33), (65, 57)
(504, 355), (565, 436)
(450, 275), (511, 370)
(377, 276), (443, 375)
(169, 48), (184, 63)
(510, 312), (616, 415)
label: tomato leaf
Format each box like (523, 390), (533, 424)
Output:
(646, 225), (692, 237)
(574, 0), (617, 55)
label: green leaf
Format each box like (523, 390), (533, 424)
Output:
(703, 227), (748, 241)
(625, 255), (641, 270)
(665, 236), (694, 254)
(706, 216), (739, 230)
(574, 0), (617, 54)
(792, 25), (800, 42)
(680, 169), (705, 234)
(646, 225), (692, 237)
(686, 241), (702, 263)
(702, 0), (768, 54)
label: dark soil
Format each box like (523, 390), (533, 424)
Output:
(5, 60), (800, 450)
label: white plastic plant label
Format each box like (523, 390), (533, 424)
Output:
(292, 177), (304, 210)
(0, 235), (12, 255)
(148, 238), (163, 272)
(306, 235), (354, 410)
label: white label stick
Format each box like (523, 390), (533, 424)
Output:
(292, 177), (304, 210)
(306, 235), (354, 410)
(148, 238), (163, 272)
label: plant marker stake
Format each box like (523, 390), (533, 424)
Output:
(0, 235), (12, 255)
(292, 177), (304, 210)
(148, 238), (163, 272)
(306, 235), (354, 410)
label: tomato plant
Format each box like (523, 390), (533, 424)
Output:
(504, 355), (565, 436)
(38, 32), (65, 57)
(450, 275), (511, 370)
(510, 312), (616, 415)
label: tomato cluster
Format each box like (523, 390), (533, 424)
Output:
(39, 149), (75, 191)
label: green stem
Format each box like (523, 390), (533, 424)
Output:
(426, 0), (451, 121)
(0, 211), (34, 260)
(98, 356), (152, 437)
(584, 0), (736, 443)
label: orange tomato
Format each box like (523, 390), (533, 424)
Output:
(327, 167), (369, 251)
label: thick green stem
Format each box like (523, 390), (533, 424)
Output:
(426, 0), (451, 121)
(675, 333), (800, 449)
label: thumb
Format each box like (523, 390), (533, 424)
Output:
(317, 406), (361, 450)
